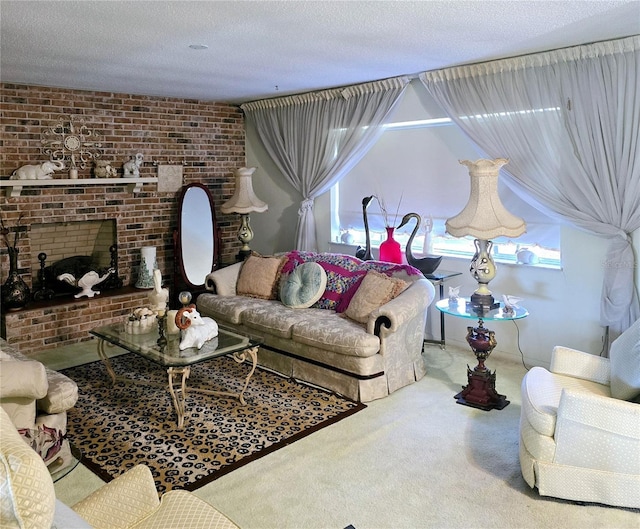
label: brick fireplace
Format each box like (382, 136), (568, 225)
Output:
(1, 83), (245, 354)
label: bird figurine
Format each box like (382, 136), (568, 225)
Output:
(57, 270), (112, 298)
(355, 195), (374, 261)
(502, 294), (523, 315)
(397, 212), (442, 276)
(448, 285), (461, 302)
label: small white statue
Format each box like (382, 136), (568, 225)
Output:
(448, 285), (461, 303)
(123, 152), (144, 177)
(57, 270), (112, 298)
(502, 295), (523, 315)
(175, 305), (218, 350)
(11, 161), (65, 180)
(147, 269), (169, 314)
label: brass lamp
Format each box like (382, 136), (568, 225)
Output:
(221, 167), (268, 260)
(446, 158), (525, 310)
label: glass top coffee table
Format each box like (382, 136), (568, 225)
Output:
(90, 323), (262, 428)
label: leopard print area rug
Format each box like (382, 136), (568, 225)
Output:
(63, 353), (366, 492)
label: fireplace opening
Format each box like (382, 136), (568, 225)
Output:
(30, 220), (122, 298)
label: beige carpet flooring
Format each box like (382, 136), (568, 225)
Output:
(48, 339), (639, 529)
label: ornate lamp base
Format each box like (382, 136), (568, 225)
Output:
(455, 318), (509, 411)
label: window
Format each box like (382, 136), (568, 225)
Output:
(330, 90), (561, 268)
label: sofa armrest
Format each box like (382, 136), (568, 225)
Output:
(550, 346), (610, 385)
(554, 389), (640, 473)
(72, 464), (161, 529)
(205, 262), (243, 296)
(367, 278), (435, 336)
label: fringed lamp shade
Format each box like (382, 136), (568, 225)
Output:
(221, 167), (268, 260)
(446, 158), (525, 309)
(220, 167), (268, 215)
(446, 159), (525, 239)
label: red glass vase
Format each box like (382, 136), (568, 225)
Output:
(379, 227), (403, 264)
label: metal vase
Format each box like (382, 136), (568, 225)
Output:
(2, 247), (30, 310)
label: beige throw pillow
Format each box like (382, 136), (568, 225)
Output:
(236, 254), (285, 300)
(344, 270), (408, 323)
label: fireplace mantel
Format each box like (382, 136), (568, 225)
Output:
(0, 177), (158, 197)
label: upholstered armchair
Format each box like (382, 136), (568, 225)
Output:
(0, 338), (79, 470)
(0, 407), (240, 529)
(519, 318), (640, 508)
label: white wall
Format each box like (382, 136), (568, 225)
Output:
(245, 79), (638, 368)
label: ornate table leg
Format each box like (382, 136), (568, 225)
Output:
(188, 347), (259, 405)
(455, 317), (509, 410)
(231, 346), (259, 405)
(96, 339), (117, 385)
(167, 367), (190, 429)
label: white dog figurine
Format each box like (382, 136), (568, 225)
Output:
(175, 305), (218, 350)
(123, 152), (144, 177)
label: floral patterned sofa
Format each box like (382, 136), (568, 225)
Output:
(199, 251), (436, 402)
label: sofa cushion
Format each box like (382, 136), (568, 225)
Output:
(291, 314), (380, 357)
(609, 317), (640, 400)
(236, 254), (285, 300)
(280, 262), (327, 309)
(242, 305), (326, 339)
(344, 270), (407, 324)
(196, 295), (267, 325)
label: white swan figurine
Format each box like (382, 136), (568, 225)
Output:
(57, 270), (112, 298)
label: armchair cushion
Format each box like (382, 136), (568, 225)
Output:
(0, 407), (56, 529)
(609, 317), (640, 400)
(521, 366), (610, 437)
(550, 346), (610, 385)
(554, 389), (640, 474)
(0, 360), (48, 400)
(72, 463), (240, 529)
(37, 368), (79, 414)
(72, 464), (161, 529)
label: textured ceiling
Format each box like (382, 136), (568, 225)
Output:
(1, 1), (639, 104)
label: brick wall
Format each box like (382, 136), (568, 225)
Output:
(0, 83), (245, 353)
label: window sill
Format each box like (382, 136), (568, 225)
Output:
(328, 242), (562, 270)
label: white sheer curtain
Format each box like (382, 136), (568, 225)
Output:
(420, 36), (640, 336)
(241, 77), (409, 251)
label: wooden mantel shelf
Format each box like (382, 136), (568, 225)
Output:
(0, 177), (158, 197)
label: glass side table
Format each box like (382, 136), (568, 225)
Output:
(424, 270), (463, 348)
(436, 298), (528, 411)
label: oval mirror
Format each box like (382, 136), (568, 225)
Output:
(177, 183), (220, 289)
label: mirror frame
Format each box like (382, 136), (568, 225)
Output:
(176, 183), (221, 290)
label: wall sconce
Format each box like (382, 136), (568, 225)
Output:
(220, 167), (268, 260)
(445, 158), (526, 310)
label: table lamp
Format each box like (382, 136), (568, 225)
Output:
(221, 167), (268, 260)
(445, 158), (525, 310)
